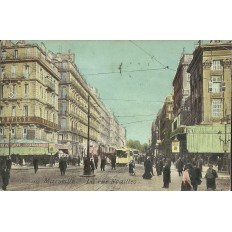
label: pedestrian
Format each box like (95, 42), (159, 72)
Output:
(111, 154), (116, 170)
(189, 163), (202, 191)
(156, 159), (162, 176)
(93, 155), (98, 169)
(33, 158), (39, 174)
(6, 156), (12, 171)
(90, 158), (95, 174)
(150, 156), (155, 176)
(205, 164), (218, 190)
(197, 157), (203, 173)
(77, 155), (81, 166)
(181, 165), (192, 191)
(162, 162), (171, 188)
(129, 160), (135, 175)
(177, 158), (184, 176)
(59, 157), (67, 176)
(171, 155), (175, 164)
(142, 157), (152, 179)
(100, 156), (106, 171)
(217, 156), (222, 173)
(1, 159), (10, 191)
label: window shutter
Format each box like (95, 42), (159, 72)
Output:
(221, 81), (226, 92)
(208, 82), (213, 92)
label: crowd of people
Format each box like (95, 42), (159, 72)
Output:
(0, 152), (222, 191)
(140, 154), (219, 191)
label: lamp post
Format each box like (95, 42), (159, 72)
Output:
(218, 116), (230, 173)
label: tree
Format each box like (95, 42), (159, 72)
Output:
(126, 140), (148, 153)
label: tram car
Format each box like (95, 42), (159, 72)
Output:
(115, 147), (133, 166)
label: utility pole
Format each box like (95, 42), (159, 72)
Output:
(87, 95), (90, 159)
(82, 95), (92, 176)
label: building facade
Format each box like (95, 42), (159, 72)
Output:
(52, 52), (102, 157)
(186, 40), (231, 169)
(169, 41), (231, 167)
(0, 40), (60, 159)
(151, 94), (173, 157)
(171, 54), (193, 156)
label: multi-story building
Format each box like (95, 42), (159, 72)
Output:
(170, 54), (193, 156)
(109, 112), (120, 150)
(186, 40), (231, 168)
(151, 94), (174, 157)
(172, 54), (193, 116)
(151, 110), (161, 156)
(52, 52), (102, 157)
(119, 126), (126, 148)
(0, 40), (60, 160)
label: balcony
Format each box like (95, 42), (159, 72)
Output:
(0, 116), (59, 130)
(210, 70), (223, 76)
(45, 78), (56, 92)
(210, 92), (223, 99)
(46, 101), (55, 109)
(78, 116), (88, 126)
(1, 74), (24, 83)
(79, 130), (87, 138)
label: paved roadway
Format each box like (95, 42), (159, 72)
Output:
(1, 163), (230, 191)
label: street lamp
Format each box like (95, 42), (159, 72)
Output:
(218, 115), (230, 173)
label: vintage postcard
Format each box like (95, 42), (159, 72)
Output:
(0, 40), (231, 191)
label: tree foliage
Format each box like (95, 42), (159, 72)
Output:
(126, 139), (148, 153)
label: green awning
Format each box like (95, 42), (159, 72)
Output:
(0, 140), (58, 156)
(186, 124), (231, 153)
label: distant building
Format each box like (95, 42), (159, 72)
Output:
(171, 54), (193, 156)
(151, 94), (173, 157)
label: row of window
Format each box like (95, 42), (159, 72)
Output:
(0, 106), (56, 122)
(1, 64), (57, 88)
(0, 127), (28, 137)
(1, 64), (30, 79)
(0, 84), (56, 103)
(0, 105), (28, 116)
(0, 84), (29, 98)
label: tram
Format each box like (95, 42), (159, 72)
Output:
(115, 147), (133, 166)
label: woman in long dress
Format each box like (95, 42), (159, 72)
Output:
(181, 165), (193, 191)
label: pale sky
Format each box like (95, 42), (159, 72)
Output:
(29, 40), (198, 144)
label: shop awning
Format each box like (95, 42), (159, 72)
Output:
(186, 124), (231, 153)
(0, 139), (58, 156)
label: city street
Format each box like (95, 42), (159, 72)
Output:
(2, 163), (230, 191)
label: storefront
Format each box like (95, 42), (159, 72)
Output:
(0, 140), (58, 165)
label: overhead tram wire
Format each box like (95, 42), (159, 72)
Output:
(116, 113), (156, 118)
(129, 40), (177, 72)
(84, 67), (167, 76)
(100, 98), (164, 103)
(121, 119), (154, 125)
